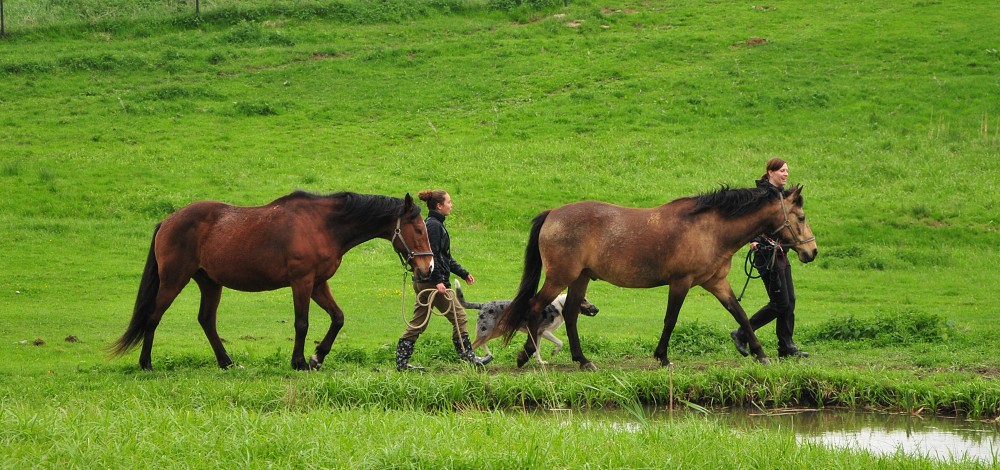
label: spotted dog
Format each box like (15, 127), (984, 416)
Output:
(455, 281), (599, 365)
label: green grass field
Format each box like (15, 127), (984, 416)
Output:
(2, 0), (999, 467)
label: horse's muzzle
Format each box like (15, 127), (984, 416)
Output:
(797, 247), (818, 263)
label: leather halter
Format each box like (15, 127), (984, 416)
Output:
(769, 196), (816, 247)
(391, 218), (434, 271)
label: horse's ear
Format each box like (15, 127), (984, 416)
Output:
(789, 185), (803, 205)
(403, 193), (417, 213)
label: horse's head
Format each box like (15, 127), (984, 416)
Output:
(773, 185), (818, 263)
(391, 193), (434, 280)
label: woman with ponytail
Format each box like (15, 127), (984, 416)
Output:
(395, 189), (491, 370)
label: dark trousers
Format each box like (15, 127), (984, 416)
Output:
(747, 250), (798, 353)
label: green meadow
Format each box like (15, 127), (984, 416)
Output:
(1, 0), (998, 467)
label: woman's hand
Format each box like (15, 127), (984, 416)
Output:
(750, 242), (759, 251)
(465, 274), (475, 285)
(436, 283), (447, 294)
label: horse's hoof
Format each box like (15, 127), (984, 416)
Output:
(659, 361), (674, 368)
(580, 361), (598, 371)
(516, 351), (530, 368)
(309, 355), (323, 370)
(757, 356), (771, 366)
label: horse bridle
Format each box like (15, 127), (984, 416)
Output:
(769, 196), (816, 247)
(391, 218), (434, 271)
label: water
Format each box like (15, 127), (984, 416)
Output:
(554, 407), (1000, 464)
(697, 408), (998, 464)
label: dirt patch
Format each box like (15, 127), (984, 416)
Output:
(312, 52), (349, 60)
(735, 37), (769, 48)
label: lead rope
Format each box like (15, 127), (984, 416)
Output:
(398, 273), (466, 352)
(736, 238), (780, 302)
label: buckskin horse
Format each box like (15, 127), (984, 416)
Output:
(110, 191), (433, 371)
(489, 185), (817, 369)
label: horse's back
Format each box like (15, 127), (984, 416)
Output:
(537, 199), (703, 287)
(541, 200), (686, 249)
(154, 200), (312, 291)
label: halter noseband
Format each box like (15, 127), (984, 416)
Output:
(770, 196), (816, 247)
(391, 218), (434, 271)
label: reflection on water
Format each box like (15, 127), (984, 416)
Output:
(710, 408), (999, 464)
(552, 407), (1000, 464)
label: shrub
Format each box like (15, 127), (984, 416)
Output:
(803, 311), (957, 346)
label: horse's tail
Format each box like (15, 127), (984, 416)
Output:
(453, 280), (483, 310)
(109, 224), (161, 357)
(498, 210), (549, 345)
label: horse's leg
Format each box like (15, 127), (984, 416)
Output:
(193, 273), (233, 369)
(517, 280), (565, 368)
(653, 280), (692, 367)
(562, 276), (595, 370)
(289, 277), (314, 371)
(309, 280), (344, 369)
(702, 277), (770, 364)
(138, 274), (190, 371)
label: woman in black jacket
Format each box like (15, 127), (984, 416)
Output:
(731, 158), (809, 358)
(396, 189), (491, 370)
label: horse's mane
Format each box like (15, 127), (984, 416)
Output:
(689, 184), (801, 219)
(276, 190), (420, 229)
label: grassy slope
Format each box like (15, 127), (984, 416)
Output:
(2, 0), (997, 366)
(1, 0), (999, 466)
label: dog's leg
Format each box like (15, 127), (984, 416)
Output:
(542, 331), (563, 356)
(533, 348), (548, 365)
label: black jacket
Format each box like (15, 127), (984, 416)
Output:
(424, 210), (469, 286)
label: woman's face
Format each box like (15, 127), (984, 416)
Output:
(437, 193), (453, 216)
(768, 163), (789, 187)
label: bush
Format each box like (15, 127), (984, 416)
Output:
(803, 311), (957, 346)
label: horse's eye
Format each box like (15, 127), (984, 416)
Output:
(798, 215), (806, 222)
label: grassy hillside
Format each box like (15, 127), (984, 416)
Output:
(3, 0), (997, 360)
(2, 1), (999, 466)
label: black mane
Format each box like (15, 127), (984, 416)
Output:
(276, 190), (420, 230)
(690, 185), (801, 219)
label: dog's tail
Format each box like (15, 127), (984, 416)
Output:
(497, 210), (549, 345)
(453, 280), (483, 310)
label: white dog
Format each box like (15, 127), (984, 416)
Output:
(455, 281), (598, 365)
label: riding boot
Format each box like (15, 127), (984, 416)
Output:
(776, 309), (808, 358)
(730, 329), (750, 357)
(395, 338), (424, 371)
(777, 336), (809, 358)
(453, 334), (492, 367)
(731, 306), (774, 356)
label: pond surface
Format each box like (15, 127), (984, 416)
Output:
(713, 408), (1000, 464)
(556, 407), (1000, 464)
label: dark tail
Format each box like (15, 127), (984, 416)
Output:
(109, 224), (161, 356)
(452, 280), (482, 310)
(498, 210), (549, 345)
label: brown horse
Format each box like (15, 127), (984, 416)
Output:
(487, 185), (817, 369)
(110, 191), (434, 371)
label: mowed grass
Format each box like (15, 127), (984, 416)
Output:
(1, 0), (999, 467)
